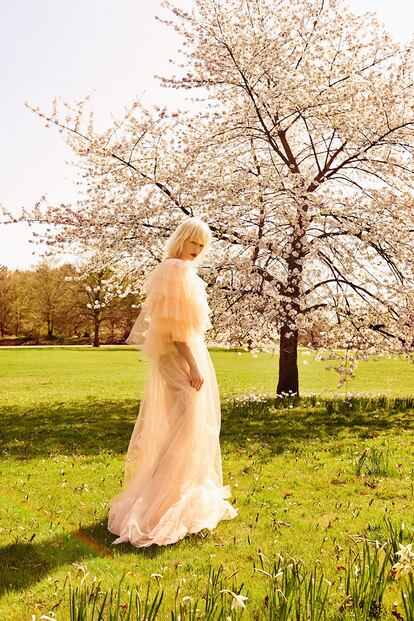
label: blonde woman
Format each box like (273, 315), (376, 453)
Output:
(107, 217), (238, 547)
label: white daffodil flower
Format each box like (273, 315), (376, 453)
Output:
(220, 589), (249, 609)
(231, 593), (249, 609)
(396, 543), (414, 562)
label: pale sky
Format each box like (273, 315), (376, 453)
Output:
(1, 0), (413, 270)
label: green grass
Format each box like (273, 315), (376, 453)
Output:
(0, 346), (413, 619)
(1, 346), (413, 405)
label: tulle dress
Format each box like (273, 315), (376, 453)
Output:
(107, 257), (238, 547)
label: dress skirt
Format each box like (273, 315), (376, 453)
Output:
(107, 335), (238, 547)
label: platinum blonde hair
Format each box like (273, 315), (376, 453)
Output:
(164, 217), (212, 265)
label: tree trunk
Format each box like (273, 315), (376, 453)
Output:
(277, 324), (299, 396)
(93, 315), (100, 347)
(276, 212), (305, 397)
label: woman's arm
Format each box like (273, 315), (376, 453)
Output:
(173, 341), (204, 391)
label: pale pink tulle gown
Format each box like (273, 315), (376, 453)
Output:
(107, 257), (238, 547)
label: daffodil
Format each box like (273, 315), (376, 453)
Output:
(231, 593), (249, 610)
(395, 543), (414, 563)
(220, 589), (249, 610)
(391, 543), (414, 579)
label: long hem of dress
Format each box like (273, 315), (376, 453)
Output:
(107, 484), (238, 548)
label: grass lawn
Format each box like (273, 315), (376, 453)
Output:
(0, 346), (413, 619)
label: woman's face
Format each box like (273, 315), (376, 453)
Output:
(177, 237), (205, 261)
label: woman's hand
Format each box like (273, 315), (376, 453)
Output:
(189, 364), (204, 391)
(172, 341), (204, 390)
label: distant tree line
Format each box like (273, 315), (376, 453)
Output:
(0, 258), (329, 350)
(0, 260), (141, 347)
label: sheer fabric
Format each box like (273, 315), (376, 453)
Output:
(107, 258), (237, 547)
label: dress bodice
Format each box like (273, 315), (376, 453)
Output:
(126, 259), (212, 358)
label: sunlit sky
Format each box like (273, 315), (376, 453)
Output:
(1, 0), (413, 269)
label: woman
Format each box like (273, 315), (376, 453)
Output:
(107, 217), (238, 547)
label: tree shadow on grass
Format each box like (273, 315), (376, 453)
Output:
(1, 395), (413, 600)
(1, 396), (413, 460)
(0, 399), (141, 459)
(0, 518), (210, 598)
(221, 395), (414, 455)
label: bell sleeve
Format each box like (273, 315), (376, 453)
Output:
(125, 308), (149, 345)
(125, 260), (212, 349)
(146, 260), (210, 342)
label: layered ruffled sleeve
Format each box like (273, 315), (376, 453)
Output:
(126, 259), (212, 356)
